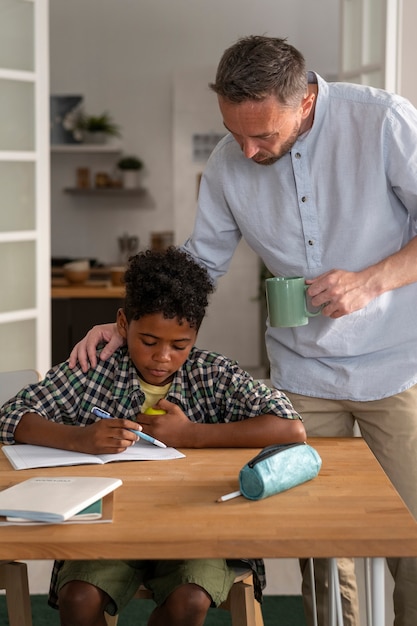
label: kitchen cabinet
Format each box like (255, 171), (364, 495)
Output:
(51, 288), (124, 365)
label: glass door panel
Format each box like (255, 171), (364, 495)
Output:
(0, 0), (34, 71)
(0, 241), (36, 313)
(0, 79), (34, 150)
(341, 0), (362, 73)
(339, 0), (388, 88)
(0, 162), (35, 230)
(0, 0), (50, 374)
(363, 0), (385, 64)
(363, 0), (384, 66)
(0, 320), (36, 371)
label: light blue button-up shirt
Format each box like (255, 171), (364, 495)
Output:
(183, 73), (417, 400)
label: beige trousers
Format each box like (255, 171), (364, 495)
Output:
(284, 385), (417, 626)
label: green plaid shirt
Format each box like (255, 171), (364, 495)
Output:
(0, 345), (301, 606)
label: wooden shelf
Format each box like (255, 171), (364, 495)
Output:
(51, 143), (122, 153)
(63, 187), (147, 197)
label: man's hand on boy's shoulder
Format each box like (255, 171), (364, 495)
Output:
(68, 323), (124, 373)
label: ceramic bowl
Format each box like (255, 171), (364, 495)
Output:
(63, 260), (90, 284)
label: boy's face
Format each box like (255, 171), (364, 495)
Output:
(117, 310), (198, 386)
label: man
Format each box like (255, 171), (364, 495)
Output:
(71, 36), (417, 626)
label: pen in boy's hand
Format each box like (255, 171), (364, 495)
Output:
(91, 407), (167, 449)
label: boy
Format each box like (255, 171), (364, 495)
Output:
(0, 247), (305, 626)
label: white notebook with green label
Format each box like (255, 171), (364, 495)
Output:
(0, 476), (122, 523)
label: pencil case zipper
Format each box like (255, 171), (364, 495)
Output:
(247, 442), (306, 468)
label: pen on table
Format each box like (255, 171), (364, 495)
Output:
(91, 407), (167, 449)
(216, 490), (242, 503)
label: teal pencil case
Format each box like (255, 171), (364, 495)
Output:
(238, 442), (322, 501)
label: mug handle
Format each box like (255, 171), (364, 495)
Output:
(304, 285), (323, 317)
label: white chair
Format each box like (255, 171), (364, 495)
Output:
(0, 370), (40, 405)
(0, 368), (40, 626)
(104, 568), (264, 626)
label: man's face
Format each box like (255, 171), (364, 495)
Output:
(218, 92), (314, 165)
(117, 310), (197, 386)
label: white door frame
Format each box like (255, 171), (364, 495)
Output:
(0, 0), (50, 376)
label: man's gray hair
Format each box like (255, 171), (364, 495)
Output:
(210, 35), (307, 108)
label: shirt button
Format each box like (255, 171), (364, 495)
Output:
(308, 239), (314, 246)
(301, 196), (307, 203)
(295, 152), (301, 159)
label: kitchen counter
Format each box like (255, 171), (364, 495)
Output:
(51, 278), (125, 299)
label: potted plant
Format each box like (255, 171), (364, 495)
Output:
(117, 155), (144, 189)
(77, 111), (121, 143)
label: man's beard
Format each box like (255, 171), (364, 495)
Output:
(251, 121), (301, 166)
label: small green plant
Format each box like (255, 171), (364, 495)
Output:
(117, 155), (144, 170)
(78, 112), (121, 137)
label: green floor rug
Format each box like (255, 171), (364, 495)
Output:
(0, 594), (306, 625)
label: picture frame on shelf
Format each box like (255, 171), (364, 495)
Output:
(50, 95), (84, 145)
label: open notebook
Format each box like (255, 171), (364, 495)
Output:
(2, 440), (185, 470)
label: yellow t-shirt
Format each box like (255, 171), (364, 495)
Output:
(139, 378), (171, 413)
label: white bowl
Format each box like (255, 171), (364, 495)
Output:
(63, 260), (90, 272)
(63, 260), (90, 284)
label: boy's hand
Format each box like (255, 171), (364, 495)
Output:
(138, 400), (192, 447)
(77, 417), (141, 454)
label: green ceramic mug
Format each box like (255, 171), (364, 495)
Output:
(266, 276), (322, 327)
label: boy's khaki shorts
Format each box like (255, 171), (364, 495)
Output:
(57, 558), (236, 616)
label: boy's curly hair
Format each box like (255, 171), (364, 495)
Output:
(123, 247), (215, 329)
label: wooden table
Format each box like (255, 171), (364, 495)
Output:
(1, 438), (416, 625)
